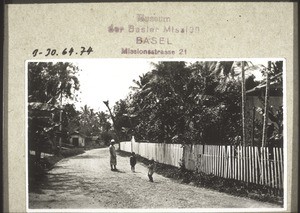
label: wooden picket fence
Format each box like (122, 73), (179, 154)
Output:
(120, 140), (183, 168)
(184, 145), (284, 189)
(120, 141), (284, 190)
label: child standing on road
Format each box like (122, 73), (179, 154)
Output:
(148, 159), (155, 182)
(130, 152), (137, 172)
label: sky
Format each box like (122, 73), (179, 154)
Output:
(70, 58), (270, 112)
(73, 59), (154, 111)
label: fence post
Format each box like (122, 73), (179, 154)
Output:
(131, 136), (135, 153)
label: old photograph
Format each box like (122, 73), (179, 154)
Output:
(27, 59), (285, 211)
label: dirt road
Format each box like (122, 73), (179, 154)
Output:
(29, 148), (280, 210)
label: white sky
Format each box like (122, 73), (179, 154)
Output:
(73, 59), (154, 112)
(70, 58), (271, 112)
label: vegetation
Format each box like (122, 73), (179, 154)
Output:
(28, 62), (81, 160)
(28, 60), (284, 202)
(28, 60), (284, 162)
(28, 62), (114, 161)
(113, 61), (283, 146)
(28, 60), (283, 163)
(77, 104), (113, 144)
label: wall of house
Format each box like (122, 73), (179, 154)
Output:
(245, 96), (283, 146)
(70, 135), (85, 147)
(246, 96), (283, 124)
(79, 137), (85, 147)
(246, 96), (282, 117)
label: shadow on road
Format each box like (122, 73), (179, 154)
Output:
(111, 169), (126, 173)
(72, 155), (101, 159)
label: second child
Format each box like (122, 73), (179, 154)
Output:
(148, 159), (155, 182)
(130, 152), (137, 172)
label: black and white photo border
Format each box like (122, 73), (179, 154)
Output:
(25, 58), (287, 212)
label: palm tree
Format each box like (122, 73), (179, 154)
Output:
(241, 62), (246, 146)
(211, 61), (263, 146)
(261, 61), (271, 147)
(97, 111), (112, 132)
(28, 62), (80, 152)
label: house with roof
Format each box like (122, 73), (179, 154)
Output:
(69, 131), (86, 147)
(245, 72), (283, 147)
(28, 102), (62, 156)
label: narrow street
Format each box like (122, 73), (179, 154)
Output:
(29, 148), (280, 209)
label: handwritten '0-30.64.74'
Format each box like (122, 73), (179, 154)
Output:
(32, 47), (93, 57)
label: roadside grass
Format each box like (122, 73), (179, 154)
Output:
(28, 148), (85, 192)
(41, 148), (85, 169)
(117, 150), (283, 206)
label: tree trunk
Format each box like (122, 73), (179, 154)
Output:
(251, 107), (256, 146)
(241, 61), (246, 146)
(35, 140), (41, 162)
(261, 62), (271, 147)
(59, 91), (63, 151)
(103, 101), (120, 142)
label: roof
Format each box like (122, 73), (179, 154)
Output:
(246, 73), (283, 96)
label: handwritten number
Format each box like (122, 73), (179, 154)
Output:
(87, 47), (93, 55)
(80, 47), (86, 55)
(62, 48), (68, 55)
(45, 48), (51, 56)
(32, 49), (38, 57)
(80, 46), (93, 55)
(32, 47), (93, 57)
(51, 49), (56, 56)
(69, 48), (74, 56)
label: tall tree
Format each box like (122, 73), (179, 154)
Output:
(261, 61), (271, 147)
(62, 103), (80, 138)
(28, 62), (80, 156)
(114, 61), (266, 146)
(28, 62), (80, 104)
(212, 61), (264, 146)
(241, 61), (246, 146)
(123, 61), (241, 145)
(103, 100), (120, 142)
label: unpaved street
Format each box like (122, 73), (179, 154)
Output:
(29, 148), (280, 209)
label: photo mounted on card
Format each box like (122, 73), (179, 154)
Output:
(26, 58), (286, 212)
(4, 2), (297, 213)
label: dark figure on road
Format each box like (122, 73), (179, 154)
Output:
(148, 159), (155, 182)
(130, 152), (137, 172)
(109, 139), (117, 171)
